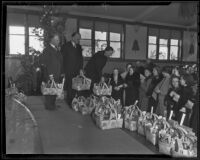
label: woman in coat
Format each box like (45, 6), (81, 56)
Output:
(154, 67), (171, 117)
(177, 73), (195, 126)
(147, 66), (163, 113)
(139, 67), (153, 111)
(124, 66), (140, 106)
(164, 76), (182, 120)
(110, 68), (124, 103)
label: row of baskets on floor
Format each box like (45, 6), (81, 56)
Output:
(71, 95), (197, 158)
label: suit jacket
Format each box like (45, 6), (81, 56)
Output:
(39, 44), (63, 82)
(84, 51), (107, 83)
(61, 41), (83, 78)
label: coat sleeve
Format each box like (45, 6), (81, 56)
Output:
(79, 45), (84, 70)
(39, 48), (50, 82)
(94, 56), (106, 81)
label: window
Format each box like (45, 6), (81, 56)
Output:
(9, 26), (25, 55)
(148, 36), (157, 59)
(79, 20), (123, 59)
(110, 32), (121, 58)
(79, 20), (93, 57)
(29, 27), (44, 52)
(148, 28), (182, 61)
(159, 39), (168, 60)
(170, 39), (179, 60)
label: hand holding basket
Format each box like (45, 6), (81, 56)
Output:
(41, 75), (65, 98)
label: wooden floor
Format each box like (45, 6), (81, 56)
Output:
(26, 96), (161, 154)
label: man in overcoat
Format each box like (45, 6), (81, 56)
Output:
(61, 32), (83, 105)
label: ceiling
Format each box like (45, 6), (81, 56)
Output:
(8, 2), (198, 29)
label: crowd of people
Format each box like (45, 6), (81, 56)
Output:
(107, 62), (198, 134)
(38, 31), (198, 134)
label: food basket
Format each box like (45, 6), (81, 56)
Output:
(145, 115), (167, 146)
(124, 101), (140, 131)
(158, 121), (174, 155)
(137, 111), (148, 136)
(94, 101), (123, 130)
(171, 126), (197, 157)
(93, 82), (112, 96)
(41, 75), (65, 99)
(6, 84), (18, 96)
(72, 96), (86, 112)
(72, 75), (91, 91)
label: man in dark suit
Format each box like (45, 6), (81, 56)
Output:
(84, 46), (114, 89)
(39, 32), (64, 110)
(61, 32), (83, 105)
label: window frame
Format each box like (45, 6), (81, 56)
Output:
(78, 19), (124, 60)
(8, 25), (26, 55)
(147, 27), (182, 62)
(28, 27), (44, 53)
(6, 13), (44, 57)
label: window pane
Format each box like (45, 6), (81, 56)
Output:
(148, 44), (157, 59)
(9, 26), (25, 34)
(82, 46), (92, 57)
(29, 36), (44, 52)
(110, 32), (120, 41)
(170, 46), (178, 60)
(95, 40), (107, 52)
(159, 45), (168, 60)
(148, 36), (157, 44)
(95, 31), (107, 40)
(110, 42), (121, 58)
(170, 39), (179, 46)
(9, 35), (25, 54)
(80, 39), (91, 46)
(29, 27), (44, 36)
(79, 28), (91, 39)
(159, 39), (168, 45)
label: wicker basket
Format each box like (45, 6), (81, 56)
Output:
(171, 127), (197, 157)
(72, 97), (79, 111)
(72, 75), (91, 91)
(145, 114), (159, 145)
(94, 103), (123, 130)
(6, 85), (18, 96)
(41, 76), (65, 98)
(158, 140), (173, 155)
(93, 83), (112, 96)
(137, 111), (147, 136)
(158, 121), (174, 155)
(124, 103), (140, 131)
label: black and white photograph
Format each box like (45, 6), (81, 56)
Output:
(2, 1), (199, 158)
